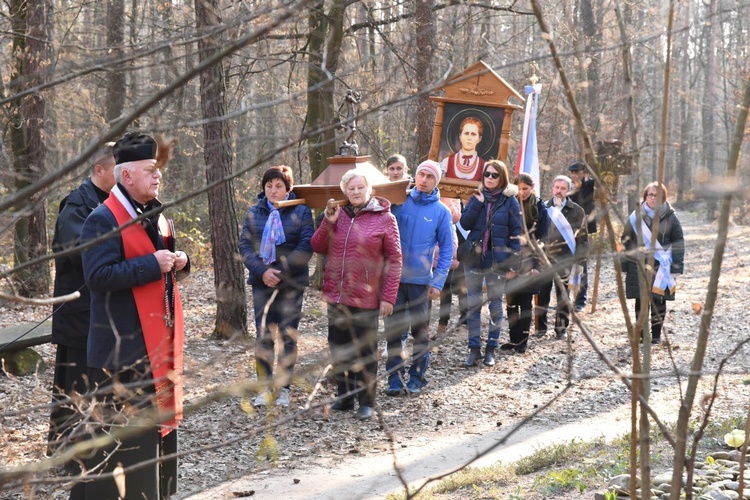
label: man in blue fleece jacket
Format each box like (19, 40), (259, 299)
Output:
(384, 160), (453, 395)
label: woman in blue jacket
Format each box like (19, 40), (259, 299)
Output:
(239, 166), (314, 408)
(459, 160), (522, 367)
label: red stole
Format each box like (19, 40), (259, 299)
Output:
(104, 195), (184, 436)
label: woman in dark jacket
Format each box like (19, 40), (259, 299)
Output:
(311, 169), (402, 420)
(459, 160), (522, 367)
(621, 182), (684, 344)
(239, 166), (314, 408)
(503, 173), (549, 354)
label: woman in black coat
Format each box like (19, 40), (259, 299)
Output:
(620, 182), (684, 344)
(503, 173), (549, 353)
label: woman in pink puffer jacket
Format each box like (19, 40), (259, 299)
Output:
(311, 169), (402, 421)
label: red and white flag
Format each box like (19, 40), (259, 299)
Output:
(515, 84), (542, 194)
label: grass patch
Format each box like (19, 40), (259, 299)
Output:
(513, 438), (605, 475)
(385, 464), (516, 499)
(386, 416), (748, 499)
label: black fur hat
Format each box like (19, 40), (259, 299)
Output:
(113, 133), (157, 164)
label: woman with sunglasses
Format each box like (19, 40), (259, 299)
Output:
(459, 160), (522, 367)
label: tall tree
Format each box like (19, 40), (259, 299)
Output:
(7, 0), (50, 296)
(195, 0), (247, 338)
(106, 0), (126, 123)
(305, 0), (346, 180)
(702, 0), (718, 219)
(414, 0), (435, 162)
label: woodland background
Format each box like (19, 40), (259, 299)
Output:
(0, 1), (749, 498)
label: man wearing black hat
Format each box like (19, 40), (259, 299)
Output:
(567, 160), (596, 312)
(74, 132), (190, 499)
(48, 142), (115, 459)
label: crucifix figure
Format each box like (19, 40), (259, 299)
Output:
(337, 89), (361, 156)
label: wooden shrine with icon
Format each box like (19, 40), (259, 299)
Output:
(428, 60), (524, 199)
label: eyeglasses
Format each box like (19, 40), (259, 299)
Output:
(484, 171), (500, 179)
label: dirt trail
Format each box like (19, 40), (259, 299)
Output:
(176, 207), (750, 499)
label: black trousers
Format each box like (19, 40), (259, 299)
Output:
(634, 296), (668, 340)
(327, 303), (379, 407)
(536, 276), (571, 335)
(506, 291), (533, 350)
(48, 344), (89, 462)
(70, 366), (178, 500)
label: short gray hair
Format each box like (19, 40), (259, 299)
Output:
(340, 169), (373, 198)
(553, 174), (573, 191)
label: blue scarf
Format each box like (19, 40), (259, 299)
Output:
(259, 198), (287, 265)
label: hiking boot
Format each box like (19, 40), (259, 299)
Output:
(555, 330), (568, 340)
(354, 406), (373, 420)
(464, 347), (481, 367)
(275, 388), (290, 408)
(330, 398), (355, 411)
(651, 336), (662, 345)
(499, 343), (515, 351)
(483, 347), (496, 367)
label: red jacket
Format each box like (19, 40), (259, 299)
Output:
(311, 196), (402, 310)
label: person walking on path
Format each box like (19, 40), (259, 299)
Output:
(384, 160), (453, 395)
(76, 133), (191, 499)
(535, 175), (588, 341)
(567, 160), (597, 312)
(459, 160), (522, 366)
(48, 142), (116, 459)
(503, 172), (548, 354)
(311, 170), (402, 420)
(620, 181), (684, 345)
(239, 165), (314, 408)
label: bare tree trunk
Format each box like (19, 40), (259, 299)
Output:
(305, 0), (345, 180)
(8, 0), (50, 297)
(195, 0), (247, 339)
(702, 0), (718, 219)
(676, 2), (691, 205)
(414, 0), (435, 162)
(106, 0), (126, 123)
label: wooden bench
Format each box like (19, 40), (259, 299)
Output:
(0, 321), (52, 375)
(0, 321), (52, 352)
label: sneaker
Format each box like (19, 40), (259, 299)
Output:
(555, 330), (568, 340)
(575, 304), (584, 313)
(499, 343), (515, 351)
(253, 391), (272, 407)
(532, 330), (547, 339)
(651, 337), (661, 345)
(385, 379), (405, 396)
(275, 388), (290, 407)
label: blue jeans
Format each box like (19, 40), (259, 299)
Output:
(465, 268), (506, 349)
(384, 283), (430, 385)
